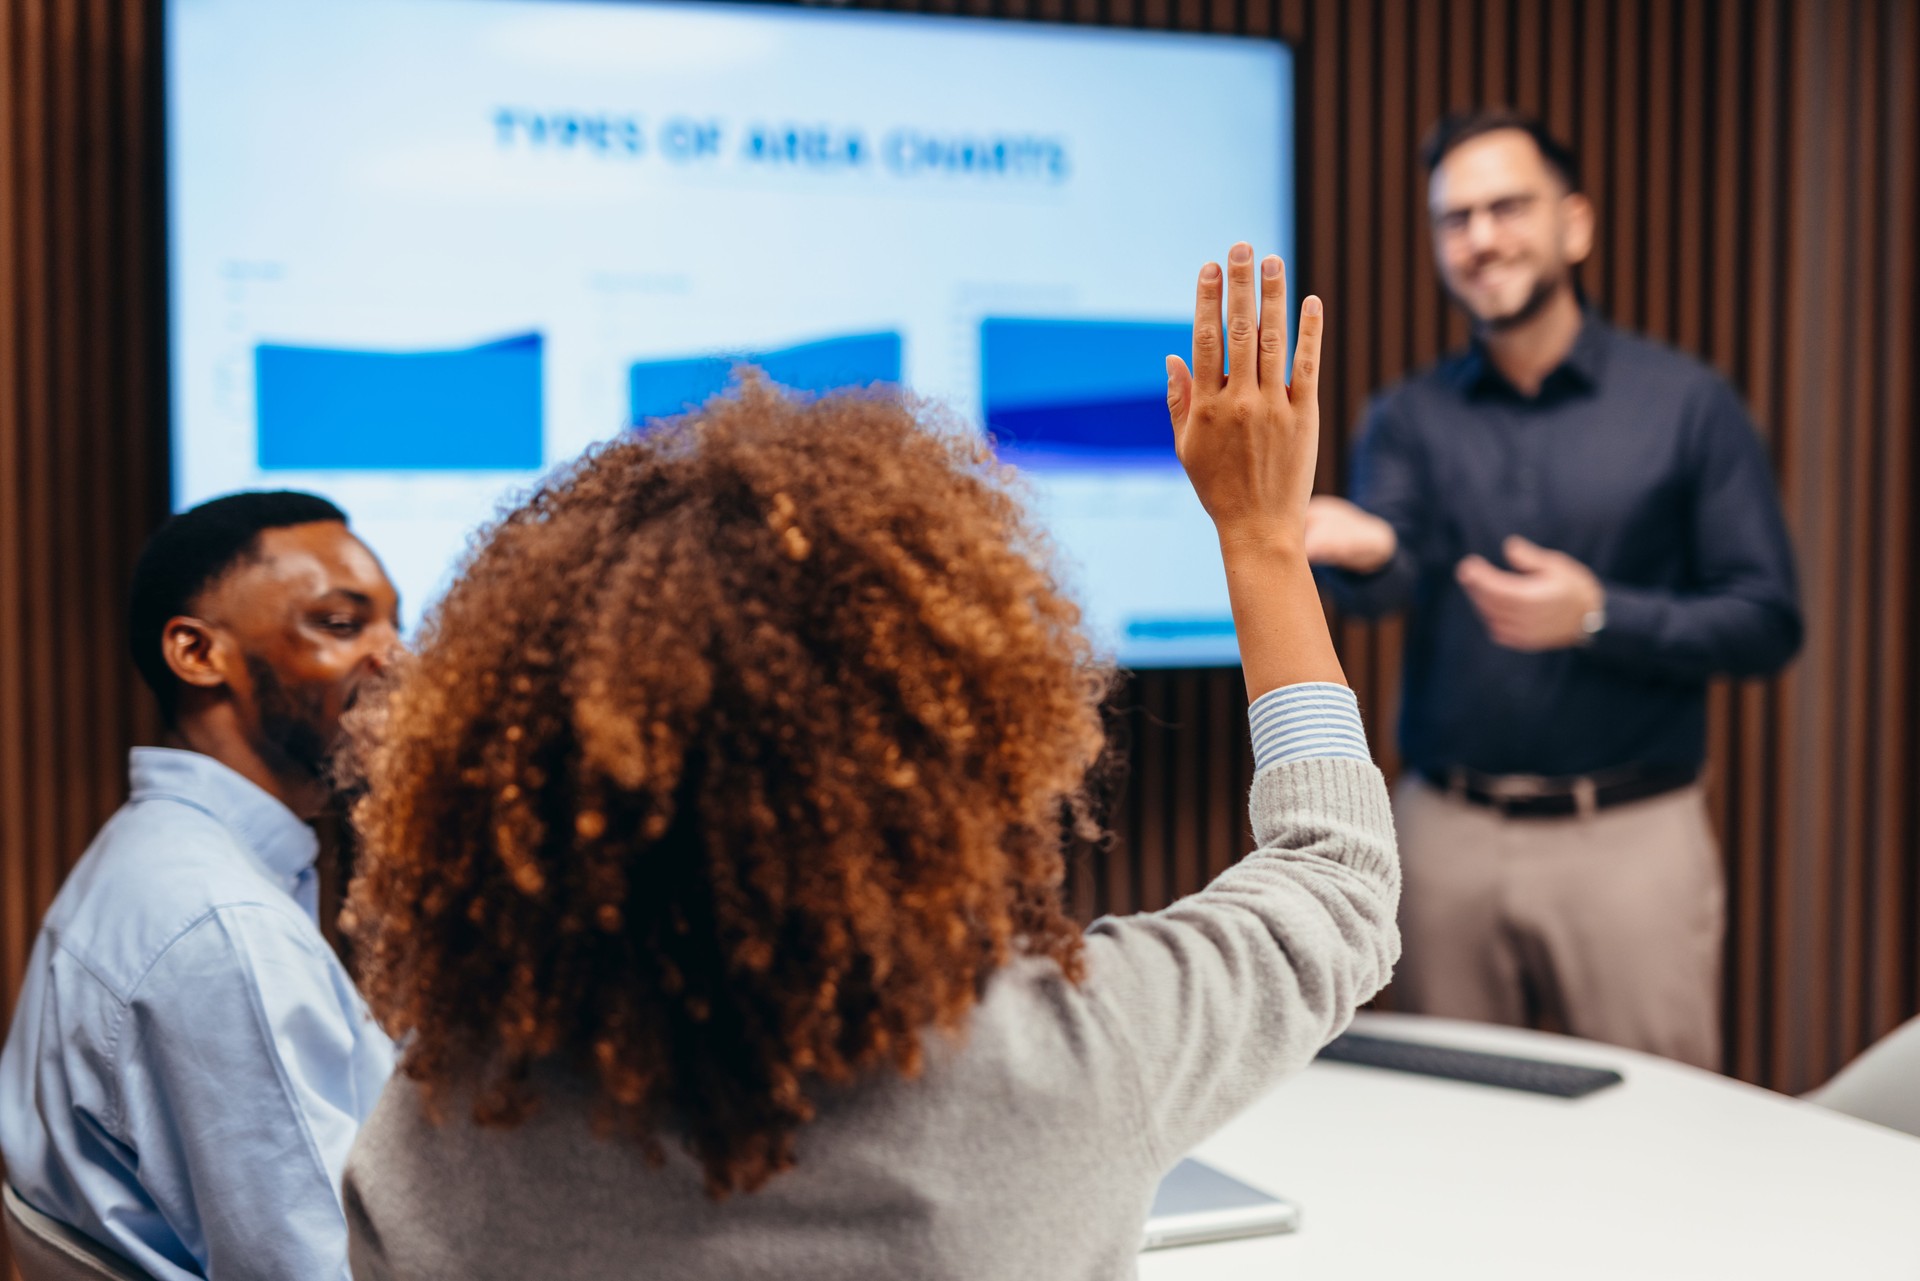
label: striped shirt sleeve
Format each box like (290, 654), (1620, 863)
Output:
(1247, 682), (1372, 770)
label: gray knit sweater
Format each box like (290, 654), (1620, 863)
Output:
(344, 757), (1399, 1280)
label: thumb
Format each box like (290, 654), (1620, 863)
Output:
(1165, 355), (1192, 439)
(1503, 535), (1554, 573)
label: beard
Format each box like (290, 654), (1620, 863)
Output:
(244, 655), (337, 785)
(1448, 262), (1569, 332)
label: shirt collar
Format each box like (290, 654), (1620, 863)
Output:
(1454, 308), (1611, 399)
(127, 747), (320, 894)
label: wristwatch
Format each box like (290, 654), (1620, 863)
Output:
(1579, 600), (1607, 646)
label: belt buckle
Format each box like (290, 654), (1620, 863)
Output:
(1476, 773), (1595, 819)
(1483, 774), (1546, 810)
(1572, 777), (1599, 818)
(1495, 792), (1557, 819)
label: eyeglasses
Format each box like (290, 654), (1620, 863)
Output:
(1431, 193), (1543, 236)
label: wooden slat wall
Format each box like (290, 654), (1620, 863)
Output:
(0, 8), (1914, 1269)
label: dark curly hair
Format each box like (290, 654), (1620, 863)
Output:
(343, 380), (1111, 1196)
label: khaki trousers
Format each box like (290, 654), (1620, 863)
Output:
(1391, 776), (1725, 1071)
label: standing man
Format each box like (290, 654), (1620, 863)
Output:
(1, 492), (401, 1279)
(1306, 111), (1801, 1069)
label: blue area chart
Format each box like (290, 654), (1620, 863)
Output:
(980, 318), (1191, 468)
(255, 333), (544, 471)
(628, 331), (903, 425)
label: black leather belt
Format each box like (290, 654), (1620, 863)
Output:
(1421, 765), (1699, 819)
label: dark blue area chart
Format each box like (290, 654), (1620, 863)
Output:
(980, 317), (1191, 469)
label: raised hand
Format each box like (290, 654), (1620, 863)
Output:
(1165, 244), (1324, 547)
(1167, 244), (1345, 698)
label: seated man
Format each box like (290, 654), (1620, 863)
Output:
(0, 491), (401, 1280)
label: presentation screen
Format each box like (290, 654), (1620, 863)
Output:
(166, 0), (1294, 666)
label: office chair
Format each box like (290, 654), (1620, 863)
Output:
(3, 1183), (153, 1281)
(1804, 1014), (1920, 1140)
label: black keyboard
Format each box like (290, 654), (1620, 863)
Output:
(1316, 1031), (1625, 1098)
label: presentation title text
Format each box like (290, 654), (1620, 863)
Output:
(493, 109), (1072, 182)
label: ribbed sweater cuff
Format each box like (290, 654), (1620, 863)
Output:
(1249, 757), (1396, 884)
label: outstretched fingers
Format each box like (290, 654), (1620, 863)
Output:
(1165, 354), (1193, 451)
(1224, 242), (1258, 388)
(1290, 295), (1325, 410)
(1191, 261), (1224, 387)
(1181, 250), (1313, 448)
(1256, 256), (1288, 390)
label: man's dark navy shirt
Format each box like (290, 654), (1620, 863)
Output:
(1321, 313), (1802, 777)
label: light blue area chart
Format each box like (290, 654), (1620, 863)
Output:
(255, 333), (544, 471)
(628, 331), (902, 425)
(980, 317), (1191, 469)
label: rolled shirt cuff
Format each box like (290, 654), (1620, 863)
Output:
(1248, 682), (1372, 770)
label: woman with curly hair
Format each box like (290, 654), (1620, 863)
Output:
(341, 247), (1398, 1280)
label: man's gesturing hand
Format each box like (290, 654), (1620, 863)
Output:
(1456, 535), (1606, 651)
(1305, 495), (1398, 574)
(1165, 245), (1323, 548)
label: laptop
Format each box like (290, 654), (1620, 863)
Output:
(1140, 1158), (1299, 1251)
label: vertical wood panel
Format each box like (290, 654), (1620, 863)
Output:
(1836, 0), (1877, 1064)
(1673, 0), (1705, 352)
(20, 0), (59, 923)
(1512, 0), (1542, 113)
(1479, 0), (1509, 102)
(1579, 0), (1612, 312)
(1786, 0), (1845, 1090)
(1542, 0), (1576, 154)
(1759, 0), (1800, 1088)
(0, 15), (31, 1196)
(50, 0), (88, 875)
(2, 4), (167, 1273)
(1444, 0), (1478, 354)
(1872, 0), (1918, 1038)
(1642, 0), (1674, 340)
(1168, 673), (1203, 899)
(1409, 0), (1445, 366)
(1333, 0), (1381, 714)
(1701, 2), (1739, 1063)
(1610, 0), (1643, 323)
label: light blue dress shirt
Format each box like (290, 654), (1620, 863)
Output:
(0, 748), (395, 1281)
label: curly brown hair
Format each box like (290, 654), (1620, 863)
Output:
(342, 380), (1111, 1196)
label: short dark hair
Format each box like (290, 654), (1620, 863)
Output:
(128, 490), (348, 725)
(1421, 109), (1581, 192)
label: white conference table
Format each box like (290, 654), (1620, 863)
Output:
(1139, 1012), (1920, 1280)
